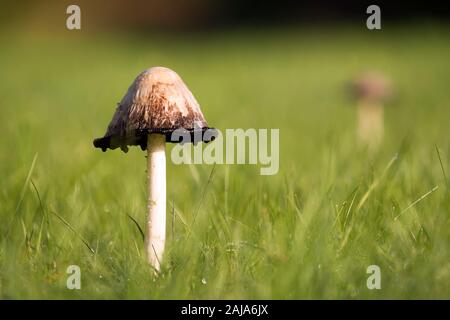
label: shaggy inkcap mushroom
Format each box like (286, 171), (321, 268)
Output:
(93, 67), (216, 271)
(349, 71), (393, 150)
(93, 66), (214, 152)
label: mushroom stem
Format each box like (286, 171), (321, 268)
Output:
(357, 100), (384, 151)
(146, 133), (166, 271)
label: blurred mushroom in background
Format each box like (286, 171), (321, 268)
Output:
(350, 71), (393, 151)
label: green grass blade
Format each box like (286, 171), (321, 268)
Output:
(126, 213), (145, 242)
(50, 210), (95, 254)
(15, 153), (38, 214)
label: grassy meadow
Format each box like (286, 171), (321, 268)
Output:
(0, 24), (449, 299)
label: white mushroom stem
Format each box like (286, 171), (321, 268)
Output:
(357, 100), (384, 151)
(145, 133), (166, 271)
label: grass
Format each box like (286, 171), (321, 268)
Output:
(0, 24), (449, 299)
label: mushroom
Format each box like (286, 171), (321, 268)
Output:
(93, 67), (215, 271)
(350, 71), (393, 150)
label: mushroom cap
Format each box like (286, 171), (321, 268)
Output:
(93, 67), (216, 152)
(350, 71), (393, 103)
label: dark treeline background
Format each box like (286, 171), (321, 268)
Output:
(1, 0), (449, 32)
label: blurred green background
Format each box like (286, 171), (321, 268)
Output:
(0, 1), (449, 299)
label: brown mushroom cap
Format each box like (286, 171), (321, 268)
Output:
(350, 71), (393, 103)
(93, 67), (216, 152)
